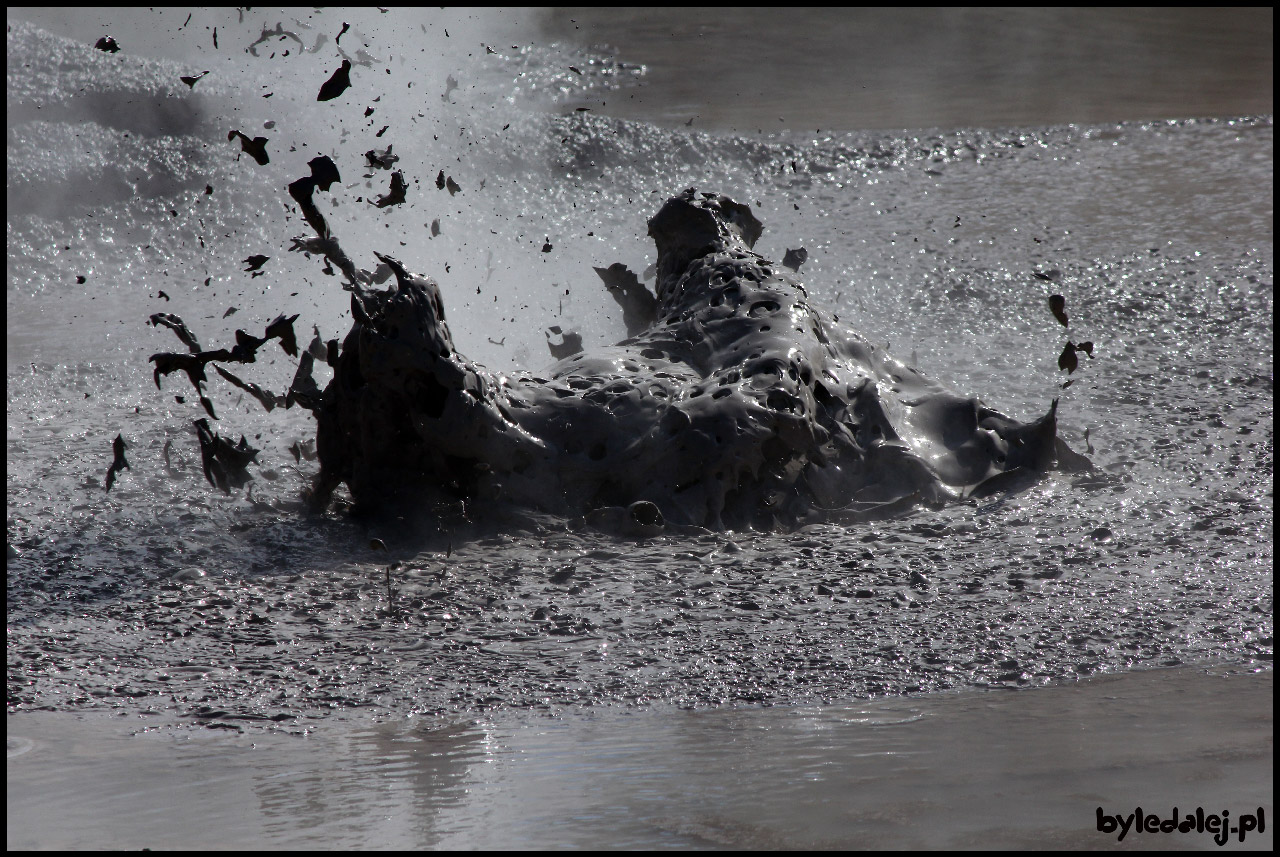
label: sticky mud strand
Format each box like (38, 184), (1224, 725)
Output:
(309, 188), (1090, 529)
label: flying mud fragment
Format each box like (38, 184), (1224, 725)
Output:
(228, 130), (269, 166)
(317, 59), (352, 102)
(1059, 342), (1079, 374)
(150, 351), (212, 397)
(287, 156), (342, 248)
(104, 434), (129, 492)
(782, 247), (808, 271)
(213, 365), (285, 412)
(1049, 293), (1069, 328)
(264, 314), (301, 357)
(304, 188), (1090, 528)
(148, 313), (201, 353)
(1057, 340), (1095, 375)
(194, 419), (259, 494)
(226, 318), (293, 363)
(365, 145), (399, 170)
(372, 171), (408, 208)
(150, 314), (300, 416)
(1048, 294), (1096, 387)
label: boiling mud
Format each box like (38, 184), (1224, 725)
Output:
(5, 10), (1272, 848)
(7, 9), (1271, 719)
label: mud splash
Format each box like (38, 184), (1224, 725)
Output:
(4, 10), (1271, 737)
(309, 188), (1089, 529)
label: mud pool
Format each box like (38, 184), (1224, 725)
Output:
(8, 668), (1272, 849)
(5, 7), (1273, 849)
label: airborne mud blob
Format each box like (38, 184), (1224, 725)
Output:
(309, 189), (1089, 529)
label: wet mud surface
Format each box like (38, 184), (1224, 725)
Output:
(6, 11), (1273, 728)
(6, 473), (1272, 720)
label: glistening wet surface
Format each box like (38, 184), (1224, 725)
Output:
(6, 668), (1272, 850)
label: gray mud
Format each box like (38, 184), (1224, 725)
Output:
(5, 11), (1273, 729)
(5, 463), (1272, 718)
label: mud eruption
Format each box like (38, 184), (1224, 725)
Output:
(310, 189), (1088, 529)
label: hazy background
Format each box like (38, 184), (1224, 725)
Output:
(10, 7), (1271, 136)
(537, 7), (1273, 132)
